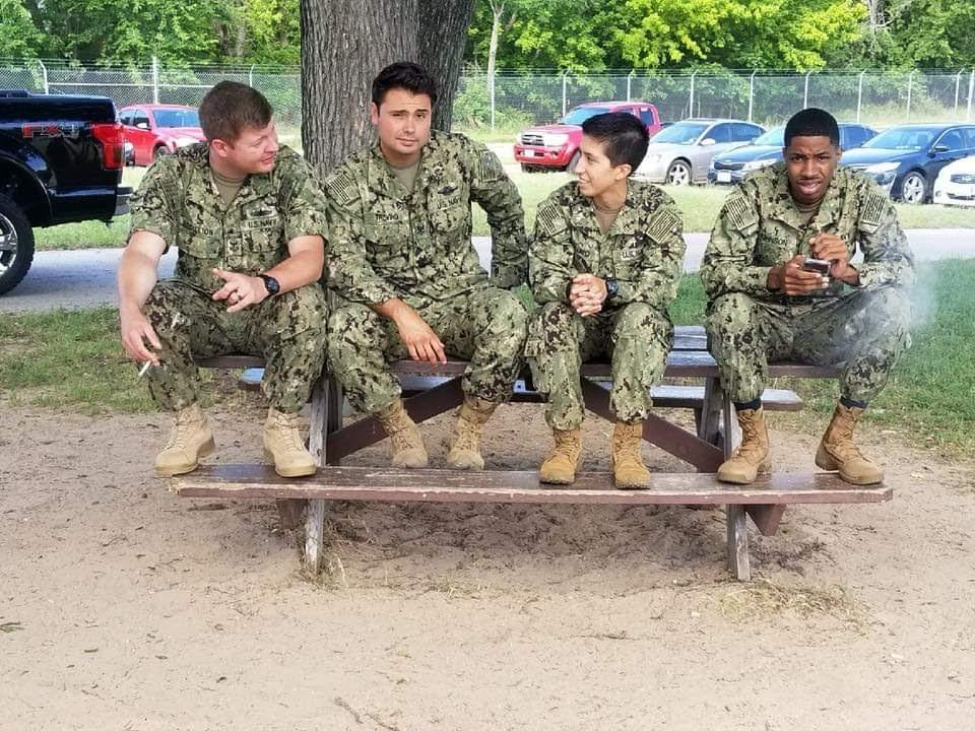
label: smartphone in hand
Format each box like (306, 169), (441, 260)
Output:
(802, 258), (830, 276)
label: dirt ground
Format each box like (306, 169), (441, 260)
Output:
(2, 398), (974, 731)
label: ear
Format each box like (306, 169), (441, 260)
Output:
(210, 139), (230, 158)
(370, 102), (380, 127)
(614, 163), (632, 181)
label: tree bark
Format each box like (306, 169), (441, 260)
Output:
(300, 0), (475, 175)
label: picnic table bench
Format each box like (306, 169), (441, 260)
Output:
(173, 325), (891, 581)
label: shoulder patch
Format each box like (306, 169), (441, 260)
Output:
(723, 193), (759, 232)
(324, 170), (360, 207)
(535, 203), (568, 238)
(860, 193), (887, 228)
(645, 207), (681, 243)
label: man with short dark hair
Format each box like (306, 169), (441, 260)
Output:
(118, 81), (328, 478)
(324, 62), (528, 470)
(528, 112), (686, 488)
(701, 107), (914, 486)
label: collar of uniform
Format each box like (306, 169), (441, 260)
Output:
(194, 142), (276, 202)
(567, 182), (641, 236)
(768, 163), (844, 231)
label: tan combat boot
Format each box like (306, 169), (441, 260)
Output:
(446, 397), (497, 470)
(376, 399), (428, 469)
(263, 408), (317, 478)
(612, 420), (651, 489)
(716, 407), (771, 484)
(155, 404), (215, 477)
(539, 428), (583, 484)
(815, 403), (883, 485)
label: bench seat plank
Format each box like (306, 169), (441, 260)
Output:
(173, 465), (891, 506)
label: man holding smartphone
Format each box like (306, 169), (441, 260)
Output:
(700, 108), (914, 486)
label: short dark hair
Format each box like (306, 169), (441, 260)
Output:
(784, 108), (840, 147)
(199, 81), (273, 144)
(581, 112), (649, 171)
(372, 61), (438, 107)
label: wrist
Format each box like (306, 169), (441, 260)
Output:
(766, 266), (783, 291)
(603, 276), (618, 302)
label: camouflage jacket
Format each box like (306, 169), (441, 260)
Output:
(530, 180), (686, 312)
(701, 163), (915, 302)
(324, 131), (527, 305)
(129, 144), (327, 292)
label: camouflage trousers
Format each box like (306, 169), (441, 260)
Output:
(327, 286), (528, 415)
(705, 286), (911, 404)
(526, 302), (673, 430)
(142, 278), (328, 414)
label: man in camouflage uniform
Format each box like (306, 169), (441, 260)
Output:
(701, 108), (914, 485)
(528, 113), (686, 488)
(325, 62), (527, 470)
(118, 81), (328, 478)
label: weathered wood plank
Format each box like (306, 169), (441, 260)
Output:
(173, 465), (892, 505)
(726, 504), (750, 581)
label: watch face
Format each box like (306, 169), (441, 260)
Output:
(262, 275), (280, 295)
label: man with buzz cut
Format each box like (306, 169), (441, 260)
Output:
(701, 107), (914, 486)
(324, 61), (528, 470)
(527, 112), (686, 489)
(118, 81), (328, 478)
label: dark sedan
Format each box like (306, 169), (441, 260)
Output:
(709, 123), (877, 184)
(840, 123), (975, 204)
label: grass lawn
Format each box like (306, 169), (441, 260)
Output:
(3, 259), (973, 460)
(33, 165), (975, 251)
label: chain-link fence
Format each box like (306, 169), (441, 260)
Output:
(3, 59), (974, 137)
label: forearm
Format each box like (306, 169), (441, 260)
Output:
(117, 248), (160, 316)
(265, 246), (324, 294)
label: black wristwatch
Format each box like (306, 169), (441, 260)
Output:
(259, 274), (280, 296)
(604, 276), (619, 302)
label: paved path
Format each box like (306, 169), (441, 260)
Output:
(1, 229), (971, 313)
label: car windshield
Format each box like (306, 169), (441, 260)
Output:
(863, 128), (935, 151)
(560, 106), (611, 125)
(651, 123), (708, 145)
(153, 109), (200, 128)
(752, 127), (785, 146)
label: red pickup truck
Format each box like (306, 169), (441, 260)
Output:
(514, 101), (663, 172)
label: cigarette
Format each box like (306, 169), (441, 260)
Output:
(138, 361), (154, 378)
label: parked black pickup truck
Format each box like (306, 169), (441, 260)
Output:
(0, 90), (131, 295)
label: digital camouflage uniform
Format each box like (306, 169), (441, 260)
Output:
(527, 180), (686, 430)
(324, 131), (528, 414)
(700, 163), (915, 404)
(130, 144), (329, 414)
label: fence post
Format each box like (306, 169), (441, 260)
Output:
(803, 71), (811, 109)
(627, 70), (634, 102)
(968, 69), (975, 122)
(689, 71), (697, 118)
(152, 56), (159, 104)
(857, 70), (865, 123)
(955, 70), (963, 117)
(906, 69), (915, 121)
(748, 70), (756, 122)
(490, 71), (496, 131)
(37, 60), (49, 94)
(249, 63), (255, 88)
(561, 71), (568, 118)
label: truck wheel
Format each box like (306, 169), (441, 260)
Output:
(566, 150), (581, 173)
(153, 145), (171, 161)
(0, 194), (35, 296)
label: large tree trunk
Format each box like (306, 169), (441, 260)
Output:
(300, 0), (476, 175)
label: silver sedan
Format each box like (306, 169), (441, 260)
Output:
(635, 119), (764, 185)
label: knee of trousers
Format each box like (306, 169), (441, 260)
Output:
(527, 301), (579, 353)
(326, 303), (386, 361)
(862, 286), (912, 340)
(480, 290), (529, 351)
(613, 302), (670, 342)
(705, 292), (760, 341)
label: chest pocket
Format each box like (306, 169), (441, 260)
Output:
(755, 223), (795, 265)
(240, 204), (284, 252)
(430, 194), (467, 234)
(180, 205), (224, 260)
(369, 203), (410, 251)
(610, 234), (644, 277)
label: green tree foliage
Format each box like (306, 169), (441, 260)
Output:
(0, 0), (42, 59)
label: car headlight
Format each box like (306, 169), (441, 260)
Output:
(173, 136), (200, 148)
(743, 158), (777, 172)
(864, 162), (900, 174)
(541, 133), (569, 147)
(643, 153), (663, 165)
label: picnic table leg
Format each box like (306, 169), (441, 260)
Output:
(698, 376), (723, 446)
(300, 376), (333, 574)
(726, 505), (750, 581)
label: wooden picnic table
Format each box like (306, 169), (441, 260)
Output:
(175, 325), (891, 581)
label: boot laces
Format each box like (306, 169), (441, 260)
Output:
(734, 417), (765, 461)
(453, 417), (481, 452)
(270, 411), (306, 452)
(552, 432), (581, 461)
(167, 410), (202, 451)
